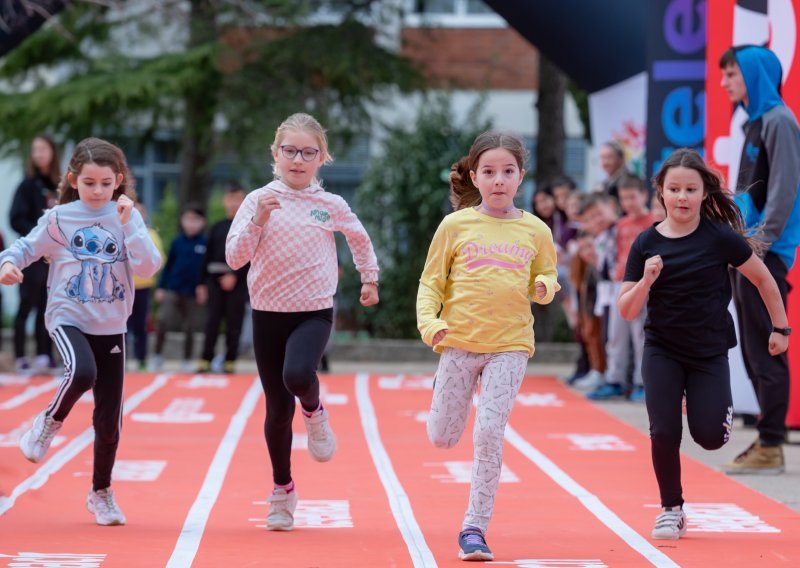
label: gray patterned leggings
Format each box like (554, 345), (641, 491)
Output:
(427, 347), (527, 533)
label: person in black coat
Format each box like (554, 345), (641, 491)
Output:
(8, 135), (60, 373)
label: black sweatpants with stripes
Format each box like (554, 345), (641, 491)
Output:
(252, 308), (333, 486)
(47, 325), (126, 491)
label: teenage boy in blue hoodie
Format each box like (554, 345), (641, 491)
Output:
(719, 45), (800, 474)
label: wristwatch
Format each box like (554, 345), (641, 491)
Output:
(772, 326), (792, 336)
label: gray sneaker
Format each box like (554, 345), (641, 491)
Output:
(267, 487), (298, 531)
(20, 411), (63, 463)
(87, 488), (126, 526)
(302, 406), (336, 462)
(651, 506), (687, 540)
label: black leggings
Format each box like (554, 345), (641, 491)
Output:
(642, 344), (733, 508)
(252, 308), (333, 486)
(47, 326), (126, 491)
(14, 259), (51, 359)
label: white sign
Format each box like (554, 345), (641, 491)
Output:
(252, 499), (352, 529)
(427, 461), (519, 484)
(131, 398), (214, 424)
(516, 393), (565, 407)
(549, 434), (635, 452)
(0, 552), (106, 567)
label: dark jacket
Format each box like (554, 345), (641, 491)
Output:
(10, 172), (58, 237)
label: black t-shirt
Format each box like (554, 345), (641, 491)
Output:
(624, 217), (753, 357)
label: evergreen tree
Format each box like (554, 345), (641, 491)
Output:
(0, 0), (420, 208)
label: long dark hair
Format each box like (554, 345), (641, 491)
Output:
(449, 131), (528, 210)
(26, 134), (61, 186)
(652, 148), (762, 253)
(57, 138), (136, 204)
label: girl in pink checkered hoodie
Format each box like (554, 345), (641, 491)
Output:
(226, 113), (379, 531)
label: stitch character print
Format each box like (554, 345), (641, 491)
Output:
(47, 212), (126, 303)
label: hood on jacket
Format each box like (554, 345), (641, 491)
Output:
(735, 45), (784, 122)
(266, 178), (324, 197)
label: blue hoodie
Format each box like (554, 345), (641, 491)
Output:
(732, 46), (800, 268)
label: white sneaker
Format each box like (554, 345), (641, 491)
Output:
(302, 406), (336, 462)
(87, 488), (126, 526)
(651, 506), (687, 540)
(147, 355), (164, 372)
(32, 354), (53, 374)
(572, 370), (605, 390)
(266, 487), (298, 531)
(20, 411), (63, 463)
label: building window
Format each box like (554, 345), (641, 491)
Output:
(406, 0), (503, 27)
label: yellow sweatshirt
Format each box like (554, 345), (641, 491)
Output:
(417, 207), (560, 357)
(133, 228), (165, 290)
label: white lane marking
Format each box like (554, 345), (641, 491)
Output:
(165, 377), (261, 568)
(356, 373), (437, 568)
(505, 424), (679, 568)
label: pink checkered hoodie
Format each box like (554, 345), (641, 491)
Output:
(226, 179), (379, 312)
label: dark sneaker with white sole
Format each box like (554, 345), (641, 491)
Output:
(458, 527), (493, 561)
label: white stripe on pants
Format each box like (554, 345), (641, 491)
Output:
(427, 347), (527, 533)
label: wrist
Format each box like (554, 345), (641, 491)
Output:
(363, 281), (378, 288)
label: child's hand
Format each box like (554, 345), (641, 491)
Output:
(252, 192), (281, 226)
(432, 329), (448, 346)
(535, 281), (546, 300)
(196, 284), (208, 305)
(220, 273), (237, 292)
(0, 262), (23, 285)
(154, 288), (166, 303)
(117, 195), (134, 224)
(643, 255), (663, 286)
(360, 283), (379, 306)
(769, 332), (789, 356)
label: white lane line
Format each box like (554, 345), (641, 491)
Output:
(504, 424), (679, 568)
(355, 373), (437, 568)
(0, 379), (59, 410)
(0, 373), (172, 516)
(166, 377), (261, 568)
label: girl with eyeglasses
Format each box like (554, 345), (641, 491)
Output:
(225, 112), (379, 531)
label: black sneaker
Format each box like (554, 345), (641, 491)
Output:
(458, 527), (493, 561)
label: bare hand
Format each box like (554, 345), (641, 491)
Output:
(534, 281), (546, 300)
(117, 194), (134, 224)
(196, 284), (208, 305)
(154, 288), (166, 303)
(643, 255), (663, 286)
(252, 192), (281, 226)
(432, 329), (448, 346)
(769, 332), (789, 356)
(220, 273), (237, 292)
(360, 283), (379, 306)
(0, 262), (23, 285)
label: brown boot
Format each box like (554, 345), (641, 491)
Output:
(722, 440), (785, 475)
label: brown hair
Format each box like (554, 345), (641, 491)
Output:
(617, 173), (646, 193)
(27, 134), (61, 186)
(57, 137), (136, 204)
(449, 131), (528, 210)
(652, 147), (762, 253)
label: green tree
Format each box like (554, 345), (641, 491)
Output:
(0, 0), (420, 208)
(345, 95), (490, 339)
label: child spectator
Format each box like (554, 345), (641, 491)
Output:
(196, 182), (249, 374)
(587, 174), (654, 401)
(152, 203), (207, 371)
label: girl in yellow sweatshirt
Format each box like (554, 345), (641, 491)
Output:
(417, 131), (559, 561)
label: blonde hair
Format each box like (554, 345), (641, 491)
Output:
(270, 113), (333, 185)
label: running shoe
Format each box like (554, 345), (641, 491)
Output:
(458, 527), (493, 561)
(20, 411), (63, 463)
(87, 488), (126, 526)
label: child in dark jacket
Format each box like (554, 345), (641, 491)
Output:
(151, 203), (207, 370)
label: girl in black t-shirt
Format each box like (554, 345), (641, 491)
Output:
(618, 148), (789, 541)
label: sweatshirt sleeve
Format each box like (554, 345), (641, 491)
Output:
(416, 219), (452, 346)
(0, 209), (57, 271)
(331, 196), (379, 283)
(9, 179), (37, 237)
(123, 209), (163, 278)
(529, 223), (561, 305)
(226, 191), (265, 271)
(759, 111), (800, 247)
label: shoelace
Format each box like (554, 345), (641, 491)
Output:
(461, 531), (486, 547)
(36, 418), (55, 444)
(96, 491), (118, 513)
